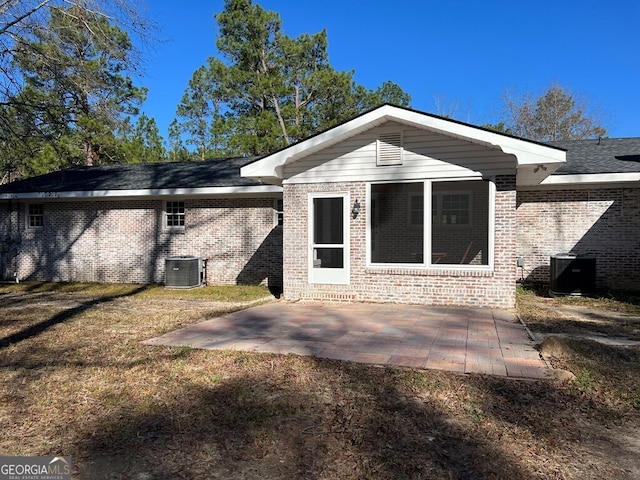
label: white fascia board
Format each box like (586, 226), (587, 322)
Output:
(539, 173), (640, 187)
(240, 105), (566, 182)
(0, 185), (282, 200)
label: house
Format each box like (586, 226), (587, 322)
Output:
(1, 105), (638, 307)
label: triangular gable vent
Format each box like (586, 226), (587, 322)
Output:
(377, 132), (403, 166)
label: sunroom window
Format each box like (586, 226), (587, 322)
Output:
(370, 180), (491, 266)
(432, 181), (489, 265)
(371, 183), (424, 264)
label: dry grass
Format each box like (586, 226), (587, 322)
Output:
(517, 285), (640, 340)
(1, 284), (639, 479)
(0, 281), (273, 302)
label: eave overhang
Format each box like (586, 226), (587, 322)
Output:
(519, 172), (640, 190)
(0, 185), (282, 201)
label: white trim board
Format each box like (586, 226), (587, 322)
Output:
(0, 185), (283, 200)
(519, 173), (640, 190)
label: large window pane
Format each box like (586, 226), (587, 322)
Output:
(371, 182), (423, 263)
(432, 181), (489, 265)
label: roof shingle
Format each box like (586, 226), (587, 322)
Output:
(0, 156), (261, 194)
(550, 137), (640, 175)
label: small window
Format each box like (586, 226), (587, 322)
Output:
(274, 198), (283, 226)
(27, 204), (44, 229)
(164, 201), (185, 229)
(440, 193), (470, 225)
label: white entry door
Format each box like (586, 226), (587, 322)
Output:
(309, 193), (349, 284)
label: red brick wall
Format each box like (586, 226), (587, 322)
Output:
(283, 176), (517, 308)
(0, 197), (282, 287)
(517, 186), (640, 291)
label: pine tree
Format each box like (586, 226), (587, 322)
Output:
(175, 0), (411, 158)
(13, 5), (146, 168)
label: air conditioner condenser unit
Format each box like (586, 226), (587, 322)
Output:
(165, 256), (204, 288)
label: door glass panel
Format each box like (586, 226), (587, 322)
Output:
(313, 197), (343, 244)
(313, 248), (344, 268)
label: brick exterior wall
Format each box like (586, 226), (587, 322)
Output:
(283, 176), (517, 308)
(10, 178), (635, 301)
(517, 186), (640, 291)
(0, 197), (282, 287)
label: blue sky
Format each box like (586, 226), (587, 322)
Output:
(141, 0), (639, 140)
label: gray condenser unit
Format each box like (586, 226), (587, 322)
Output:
(549, 253), (596, 296)
(165, 256), (203, 288)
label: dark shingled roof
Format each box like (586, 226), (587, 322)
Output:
(0, 156), (261, 194)
(1, 137), (639, 194)
(549, 137), (640, 175)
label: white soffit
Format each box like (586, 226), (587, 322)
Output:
(241, 105), (566, 184)
(0, 185), (282, 200)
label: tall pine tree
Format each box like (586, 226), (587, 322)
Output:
(1, 0), (157, 180)
(174, 0), (411, 158)
(12, 5), (146, 170)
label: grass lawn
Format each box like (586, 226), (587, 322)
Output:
(1, 282), (639, 479)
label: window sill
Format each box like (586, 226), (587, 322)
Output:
(365, 265), (493, 277)
(163, 227), (186, 234)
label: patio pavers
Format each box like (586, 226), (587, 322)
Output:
(143, 301), (551, 379)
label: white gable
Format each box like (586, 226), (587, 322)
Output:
(282, 122), (516, 184)
(241, 105), (565, 186)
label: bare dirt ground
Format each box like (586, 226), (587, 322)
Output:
(1, 283), (639, 479)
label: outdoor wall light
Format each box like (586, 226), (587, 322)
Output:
(351, 199), (361, 219)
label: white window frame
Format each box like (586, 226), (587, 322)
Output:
(366, 179), (495, 271)
(274, 198), (284, 227)
(164, 200), (185, 230)
(26, 203), (44, 230)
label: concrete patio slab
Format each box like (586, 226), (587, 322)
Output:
(142, 301), (551, 379)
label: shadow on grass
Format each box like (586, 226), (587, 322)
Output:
(0, 285), (151, 349)
(73, 358), (545, 479)
(558, 339), (640, 410)
(306, 361), (534, 479)
(518, 282), (640, 308)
